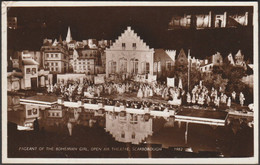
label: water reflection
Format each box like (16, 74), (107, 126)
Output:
(105, 112), (153, 144)
(8, 102), (253, 157)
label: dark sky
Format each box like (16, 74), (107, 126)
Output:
(7, 6), (253, 61)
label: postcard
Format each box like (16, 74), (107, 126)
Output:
(2, 1), (258, 164)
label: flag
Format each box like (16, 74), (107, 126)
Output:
(148, 74), (157, 83)
(167, 77), (175, 87)
(94, 76), (105, 84)
(178, 78), (183, 89)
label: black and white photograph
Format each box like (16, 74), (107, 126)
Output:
(2, 1), (258, 164)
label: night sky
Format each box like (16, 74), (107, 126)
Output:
(7, 6), (253, 61)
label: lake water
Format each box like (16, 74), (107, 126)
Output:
(7, 95), (253, 158)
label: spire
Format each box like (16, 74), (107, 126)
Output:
(66, 26), (72, 43)
(59, 35), (63, 43)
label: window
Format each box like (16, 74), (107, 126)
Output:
(26, 68), (30, 74)
(154, 62), (158, 74)
(51, 54), (53, 58)
(32, 108), (37, 115)
(27, 110), (32, 116)
(146, 63), (150, 74)
(51, 68), (54, 71)
(51, 63), (54, 66)
(121, 132), (125, 138)
(32, 68), (36, 74)
(83, 66), (86, 69)
(130, 59), (138, 74)
(46, 54), (49, 58)
(55, 54), (58, 58)
(112, 61), (117, 73)
(56, 67), (58, 71)
(119, 58), (127, 73)
(132, 133), (135, 139)
(122, 43), (126, 49)
(132, 43), (136, 49)
(88, 65), (90, 70)
(166, 61), (172, 71)
(56, 63), (58, 66)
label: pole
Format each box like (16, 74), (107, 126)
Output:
(188, 49), (191, 92)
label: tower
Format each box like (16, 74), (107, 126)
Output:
(66, 26), (72, 43)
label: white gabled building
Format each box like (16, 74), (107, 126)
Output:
(199, 52), (223, 73)
(20, 52), (39, 89)
(105, 26), (154, 78)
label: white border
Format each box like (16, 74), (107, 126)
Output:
(2, 1), (258, 164)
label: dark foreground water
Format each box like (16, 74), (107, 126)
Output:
(7, 98), (253, 158)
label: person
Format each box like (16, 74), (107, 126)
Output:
(232, 91), (236, 101)
(240, 92), (245, 106)
(149, 87), (153, 97)
(186, 92), (191, 105)
(227, 97), (231, 108)
(33, 118), (39, 133)
(192, 94), (196, 104)
(137, 88), (143, 98)
(207, 95), (211, 107)
(216, 97), (220, 107)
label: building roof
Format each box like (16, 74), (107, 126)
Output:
(154, 49), (173, 62)
(22, 59), (39, 65)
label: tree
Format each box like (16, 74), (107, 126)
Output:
(173, 63), (201, 91)
(202, 73), (228, 92)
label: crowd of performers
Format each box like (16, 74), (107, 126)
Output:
(46, 79), (246, 109)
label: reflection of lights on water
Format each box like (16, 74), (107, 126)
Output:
(25, 123), (33, 127)
(185, 147), (193, 152)
(17, 124), (33, 131)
